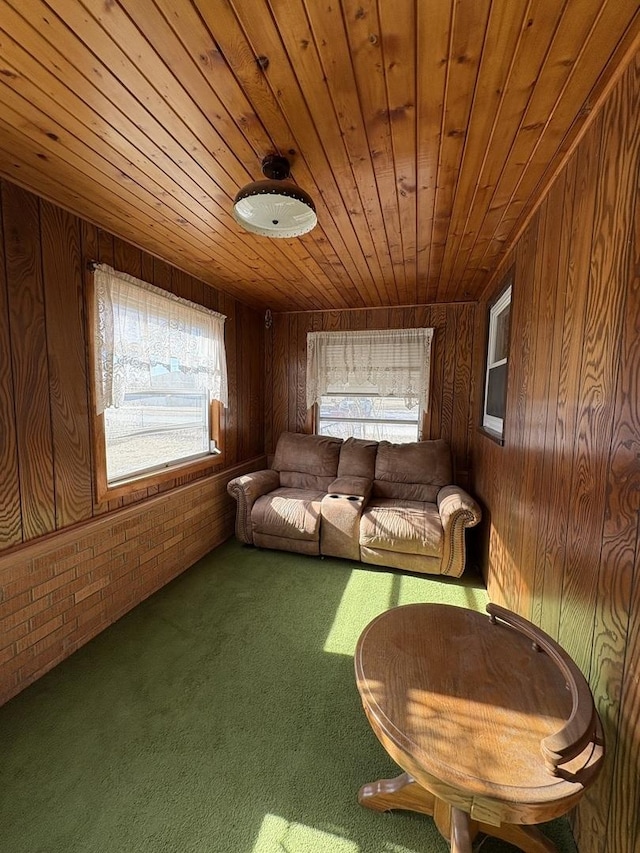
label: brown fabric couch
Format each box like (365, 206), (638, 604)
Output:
(227, 432), (481, 577)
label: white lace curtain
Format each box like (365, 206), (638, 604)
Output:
(306, 327), (434, 410)
(92, 264), (228, 414)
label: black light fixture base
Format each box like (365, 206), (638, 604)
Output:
(261, 154), (291, 181)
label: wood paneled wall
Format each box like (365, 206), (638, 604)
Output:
(265, 304), (477, 489)
(0, 179), (264, 543)
(0, 180), (265, 701)
(473, 53), (639, 853)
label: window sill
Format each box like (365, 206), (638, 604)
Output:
(96, 451), (225, 502)
(477, 425), (505, 446)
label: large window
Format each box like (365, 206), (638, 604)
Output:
(91, 264), (228, 495)
(307, 328), (433, 444)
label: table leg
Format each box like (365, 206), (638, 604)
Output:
(451, 807), (474, 853)
(357, 772), (436, 817)
(358, 775), (558, 853)
(477, 822), (558, 853)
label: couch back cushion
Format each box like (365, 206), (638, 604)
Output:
(373, 439), (452, 503)
(272, 432), (342, 491)
(337, 437), (378, 480)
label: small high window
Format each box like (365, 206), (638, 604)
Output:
(482, 275), (512, 442)
(90, 264), (227, 496)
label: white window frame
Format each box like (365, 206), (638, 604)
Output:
(483, 281), (512, 440)
(317, 390), (421, 443)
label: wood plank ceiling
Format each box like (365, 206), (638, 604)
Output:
(0, 0), (638, 311)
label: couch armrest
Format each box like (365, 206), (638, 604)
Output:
(437, 485), (482, 578)
(227, 470), (280, 544)
(326, 476), (372, 501)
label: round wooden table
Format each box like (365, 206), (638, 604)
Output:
(354, 603), (604, 853)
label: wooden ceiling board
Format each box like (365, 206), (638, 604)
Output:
(0, 0), (637, 311)
(265, 0), (397, 304)
(341, 0), (408, 300)
(460, 0), (640, 297)
(435, 0), (530, 299)
(194, 0), (376, 305)
(415, 0), (452, 304)
(66, 0), (337, 300)
(428, 0), (492, 300)
(376, 0), (418, 305)
(446, 0), (570, 296)
(2, 0), (350, 309)
(0, 4), (285, 285)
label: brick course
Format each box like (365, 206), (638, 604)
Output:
(0, 457), (263, 705)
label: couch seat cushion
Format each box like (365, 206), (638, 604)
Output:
(252, 488), (325, 542)
(360, 499), (443, 557)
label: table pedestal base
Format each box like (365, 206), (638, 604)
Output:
(358, 772), (557, 853)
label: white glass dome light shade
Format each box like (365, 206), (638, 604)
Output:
(232, 179), (317, 238)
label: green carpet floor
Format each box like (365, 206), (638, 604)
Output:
(0, 540), (577, 853)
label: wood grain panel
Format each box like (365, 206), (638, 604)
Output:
(451, 303), (474, 490)
(287, 313), (298, 436)
(517, 192), (561, 622)
(579, 57), (640, 853)
(439, 305), (457, 448)
(412, 305), (431, 437)
(427, 305), (446, 444)
(249, 309), (265, 458)
(2, 183), (55, 540)
(504, 209), (539, 615)
(270, 312), (289, 448)
(294, 313), (312, 434)
(606, 528), (640, 853)
(342, 0), (407, 302)
(473, 55), (640, 853)
(529, 167), (574, 627)
(282, 0), (397, 304)
(436, 2), (526, 297)
(264, 315), (273, 455)
(415, 0), (451, 303)
(557, 97), (631, 679)
(40, 201), (93, 527)
(539, 115), (602, 641)
(376, 0), (417, 304)
(0, 198), (21, 547)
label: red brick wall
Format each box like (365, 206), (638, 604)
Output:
(0, 457), (263, 705)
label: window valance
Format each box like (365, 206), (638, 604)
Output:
(92, 264), (228, 414)
(306, 327), (434, 411)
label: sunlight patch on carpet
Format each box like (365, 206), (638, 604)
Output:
(323, 569), (394, 656)
(323, 567), (489, 656)
(253, 814), (359, 853)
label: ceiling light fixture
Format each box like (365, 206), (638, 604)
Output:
(233, 154), (317, 238)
